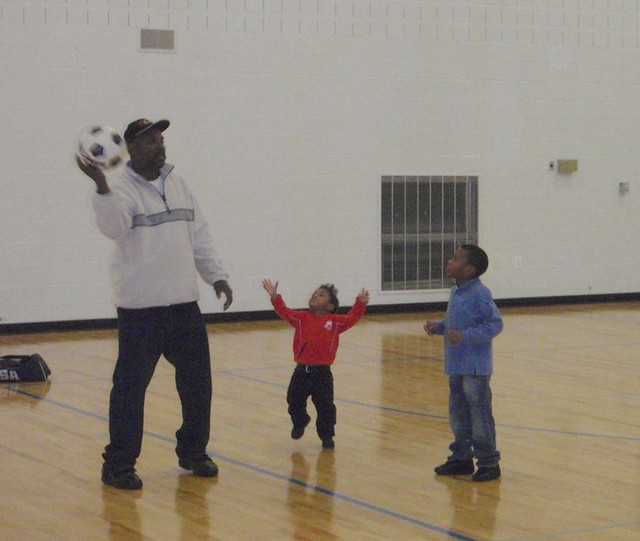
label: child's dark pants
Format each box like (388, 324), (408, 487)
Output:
(287, 364), (336, 441)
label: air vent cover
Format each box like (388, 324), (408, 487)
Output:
(140, 29), (175, 51)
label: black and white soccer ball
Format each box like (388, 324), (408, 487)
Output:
(77, 125), (126, 169)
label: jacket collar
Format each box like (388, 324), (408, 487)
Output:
(125, 162), (174, 183)
(454, 277), (480, 291)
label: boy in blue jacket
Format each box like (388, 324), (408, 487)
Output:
(424, 245), (503, 482)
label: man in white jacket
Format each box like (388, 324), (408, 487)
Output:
(77, 118), (233, 490)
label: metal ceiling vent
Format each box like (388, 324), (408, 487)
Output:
(140, 29), (175, 51)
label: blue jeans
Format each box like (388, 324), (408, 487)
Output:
(447, 375), (500, 468)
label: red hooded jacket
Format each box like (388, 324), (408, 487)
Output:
(271, 295), (367, 366)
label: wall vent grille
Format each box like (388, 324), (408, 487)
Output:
(381, 175), (478, 291)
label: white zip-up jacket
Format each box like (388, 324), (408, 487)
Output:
(92, 163), (229, 309)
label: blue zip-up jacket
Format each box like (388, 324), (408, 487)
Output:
(433, 278), (503, 376)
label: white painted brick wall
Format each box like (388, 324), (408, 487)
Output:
(0, 0), (639, 323)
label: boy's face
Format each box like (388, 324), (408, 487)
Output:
(446, 248), (475, 283)
(308, 287), (334, 313)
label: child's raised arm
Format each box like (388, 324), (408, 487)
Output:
(261, 279), (279, 299)
(357, 288), (369, 304)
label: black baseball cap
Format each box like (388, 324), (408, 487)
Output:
(124, 118), (170, 143)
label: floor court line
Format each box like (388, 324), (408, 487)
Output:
(500, 520), (640, 541)
(10, 386), (477, 541)
(220, 370), (640, 442)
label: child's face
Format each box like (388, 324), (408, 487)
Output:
(308, 287), (334, 313)
(446, 248), (474, 283)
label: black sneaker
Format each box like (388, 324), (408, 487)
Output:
(434, 460), (475, 476)
(179, 456), (219, 477)
(101, 467), (143, 490)
(291, 415), (311, 440)
(472, 465), (500, 482)
(321, 438), (335, 449)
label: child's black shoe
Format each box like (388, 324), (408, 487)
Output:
(291, 415), (311, 439)
(472, 465), (500, 482)
(434, 460), (474, 476)
(321, 438), (335, 449)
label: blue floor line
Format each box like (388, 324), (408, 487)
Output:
(13, 371), (639, 540)
(500, 520), (640, 541)
(220, 370), (640, 442)
(11, 386), (476, 541)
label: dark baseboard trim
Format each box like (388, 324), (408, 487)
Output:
(494, 292), (640, 307)
(2, 292), (638, 335)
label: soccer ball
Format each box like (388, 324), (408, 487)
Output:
(77, 125), (126, 169)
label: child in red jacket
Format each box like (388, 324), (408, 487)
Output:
(262, 279), (369, 449)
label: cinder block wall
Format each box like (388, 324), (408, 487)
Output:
(1, 0), (639, 324)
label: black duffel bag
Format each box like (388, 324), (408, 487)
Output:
(0, 354), (51, 382)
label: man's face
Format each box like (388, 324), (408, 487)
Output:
(128, 130), (166, 172)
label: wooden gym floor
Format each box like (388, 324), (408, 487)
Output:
(1, 303), (639, 540)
